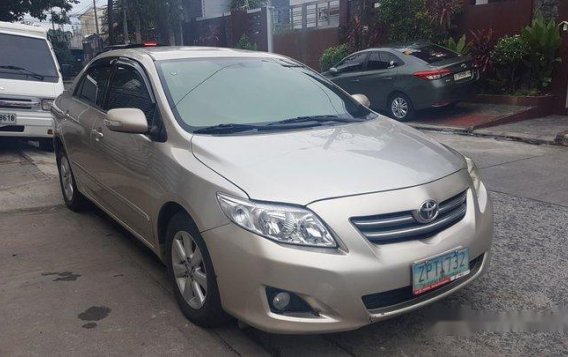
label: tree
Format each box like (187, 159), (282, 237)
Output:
(0, 0), (78, 22)
(377, 0), (435, 43)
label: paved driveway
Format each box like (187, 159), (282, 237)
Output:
(1, 135), (567, 356)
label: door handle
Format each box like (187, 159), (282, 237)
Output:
(64, 111), (70, 120)
(92, 128), (104, 141)
(351, 79), (360, 83)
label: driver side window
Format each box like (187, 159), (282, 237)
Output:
(336, 53), (367, 73)
(107, 65), (155, 124)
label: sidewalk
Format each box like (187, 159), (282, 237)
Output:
(412, 114), (568, 147)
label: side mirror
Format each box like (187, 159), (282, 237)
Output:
(105, 108), (149, 134)
(352, 94), (370, 107)
(329, 67), (339, 75)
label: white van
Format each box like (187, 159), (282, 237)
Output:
(0, 21), (64, 150)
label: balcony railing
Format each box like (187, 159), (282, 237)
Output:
(273, 0), (340, 32)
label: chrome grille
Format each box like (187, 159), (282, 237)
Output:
(351, 191), (467, 244)
(0, 96), (39, 110)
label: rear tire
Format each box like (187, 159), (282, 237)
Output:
(39, 138), (54, 152)
(166, 212), (230, 328)
(388, 93), (415, 122)
(56, 148), (89, 212)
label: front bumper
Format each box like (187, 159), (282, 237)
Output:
(204, 170), (493, 334)
(0, 110), (54, 139)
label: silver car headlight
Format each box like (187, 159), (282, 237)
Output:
(465, 156), (488, 210)
(216, 193), (337, 248)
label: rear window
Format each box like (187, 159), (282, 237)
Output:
(399, 45), (458, 64)
(0, 33), (59, 83)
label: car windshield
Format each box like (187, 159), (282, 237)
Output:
(399, 44), (458, 64)
(156, 57), (374, 133)
(0, 34), (59, 83)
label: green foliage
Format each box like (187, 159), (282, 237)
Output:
(319, 44), (350, 72)
(47, 29), (73, 65)
(426, 0), (465, 29)
(491, 35), (528, 66)
(236, 34), (258, 51)
(446, 34), (469, 55)
(468, 29), (495, 73)
(490, 35), (529, 92)
(377, 0), (435, 43)
(230, 0), (263, 10)
(0, 0), (78, 22)
(521, 14), (562, 89)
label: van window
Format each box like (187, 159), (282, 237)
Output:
(0, 33), (59, 83)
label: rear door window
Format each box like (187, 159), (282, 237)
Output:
(366, 52), (390, 70)
(400, 45), (458, 64)
(76, 65), (113, 108)
(0, 33), (59, 83)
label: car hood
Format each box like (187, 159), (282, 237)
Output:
(191, 118), (465, 205)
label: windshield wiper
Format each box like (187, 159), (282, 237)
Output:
(193, 123), (266, 134)
(268, 115), (366, 126)
(0, 65), (45, 80)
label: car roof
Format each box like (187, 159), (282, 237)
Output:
(0, 21), (47, 39)
(98, 46), (286, 62)
(356, 42), (434, 53)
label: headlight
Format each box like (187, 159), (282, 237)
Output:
(216, 193), (337, 248)
(41, 99), (53, 111)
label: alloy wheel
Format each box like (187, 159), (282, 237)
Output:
(59, 156), (74, 201)
(171, 231), (208, 309)
(391, 97), (409, 120)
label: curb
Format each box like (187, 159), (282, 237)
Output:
(410, 124), (568, 147)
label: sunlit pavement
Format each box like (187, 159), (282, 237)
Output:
(1, 134), (567, 356)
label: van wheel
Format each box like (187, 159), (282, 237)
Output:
(39, 138), (54, 152)
(57, 149), (89, 211)
(388, 93), (414, 122)
(166, 212), (230, 327)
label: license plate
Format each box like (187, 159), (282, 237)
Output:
(0, 113), (17, 125)
(412, 248), (470, 295)
(454, 70), (472, 81)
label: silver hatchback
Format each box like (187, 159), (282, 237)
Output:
(52, 46), (493, 334)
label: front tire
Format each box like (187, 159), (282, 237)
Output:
(388, 93), (415, 122)
(57, 149), (89, 211)
(166, 212), (230, 328)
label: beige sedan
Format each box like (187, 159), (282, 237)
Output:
(51, 46), (493, 334)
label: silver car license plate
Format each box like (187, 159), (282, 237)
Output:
(454, 70), (472, 81)
(0, 113), (17, 125)
(412, 247), (470, 295)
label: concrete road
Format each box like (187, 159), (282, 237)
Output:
(1, 134), (567, 356)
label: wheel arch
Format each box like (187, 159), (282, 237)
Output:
(157, 201), (196, 259)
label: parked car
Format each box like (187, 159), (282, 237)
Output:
(323, 43), (479, 121)
(52, 46), (493, 334)
(0, 21), (64, 150)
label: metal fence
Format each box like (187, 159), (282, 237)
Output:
(273, 0), (340, 32)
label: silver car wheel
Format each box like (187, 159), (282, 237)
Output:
(391, 97), (409, 119)
(172, 231), (208, 309)
(59, 156), (74, 201)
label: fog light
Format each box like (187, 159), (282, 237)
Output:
(266, 287), (316, 315)
(272, 292), (290, 311)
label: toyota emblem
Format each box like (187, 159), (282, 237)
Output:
(413, 200), (439, 224)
